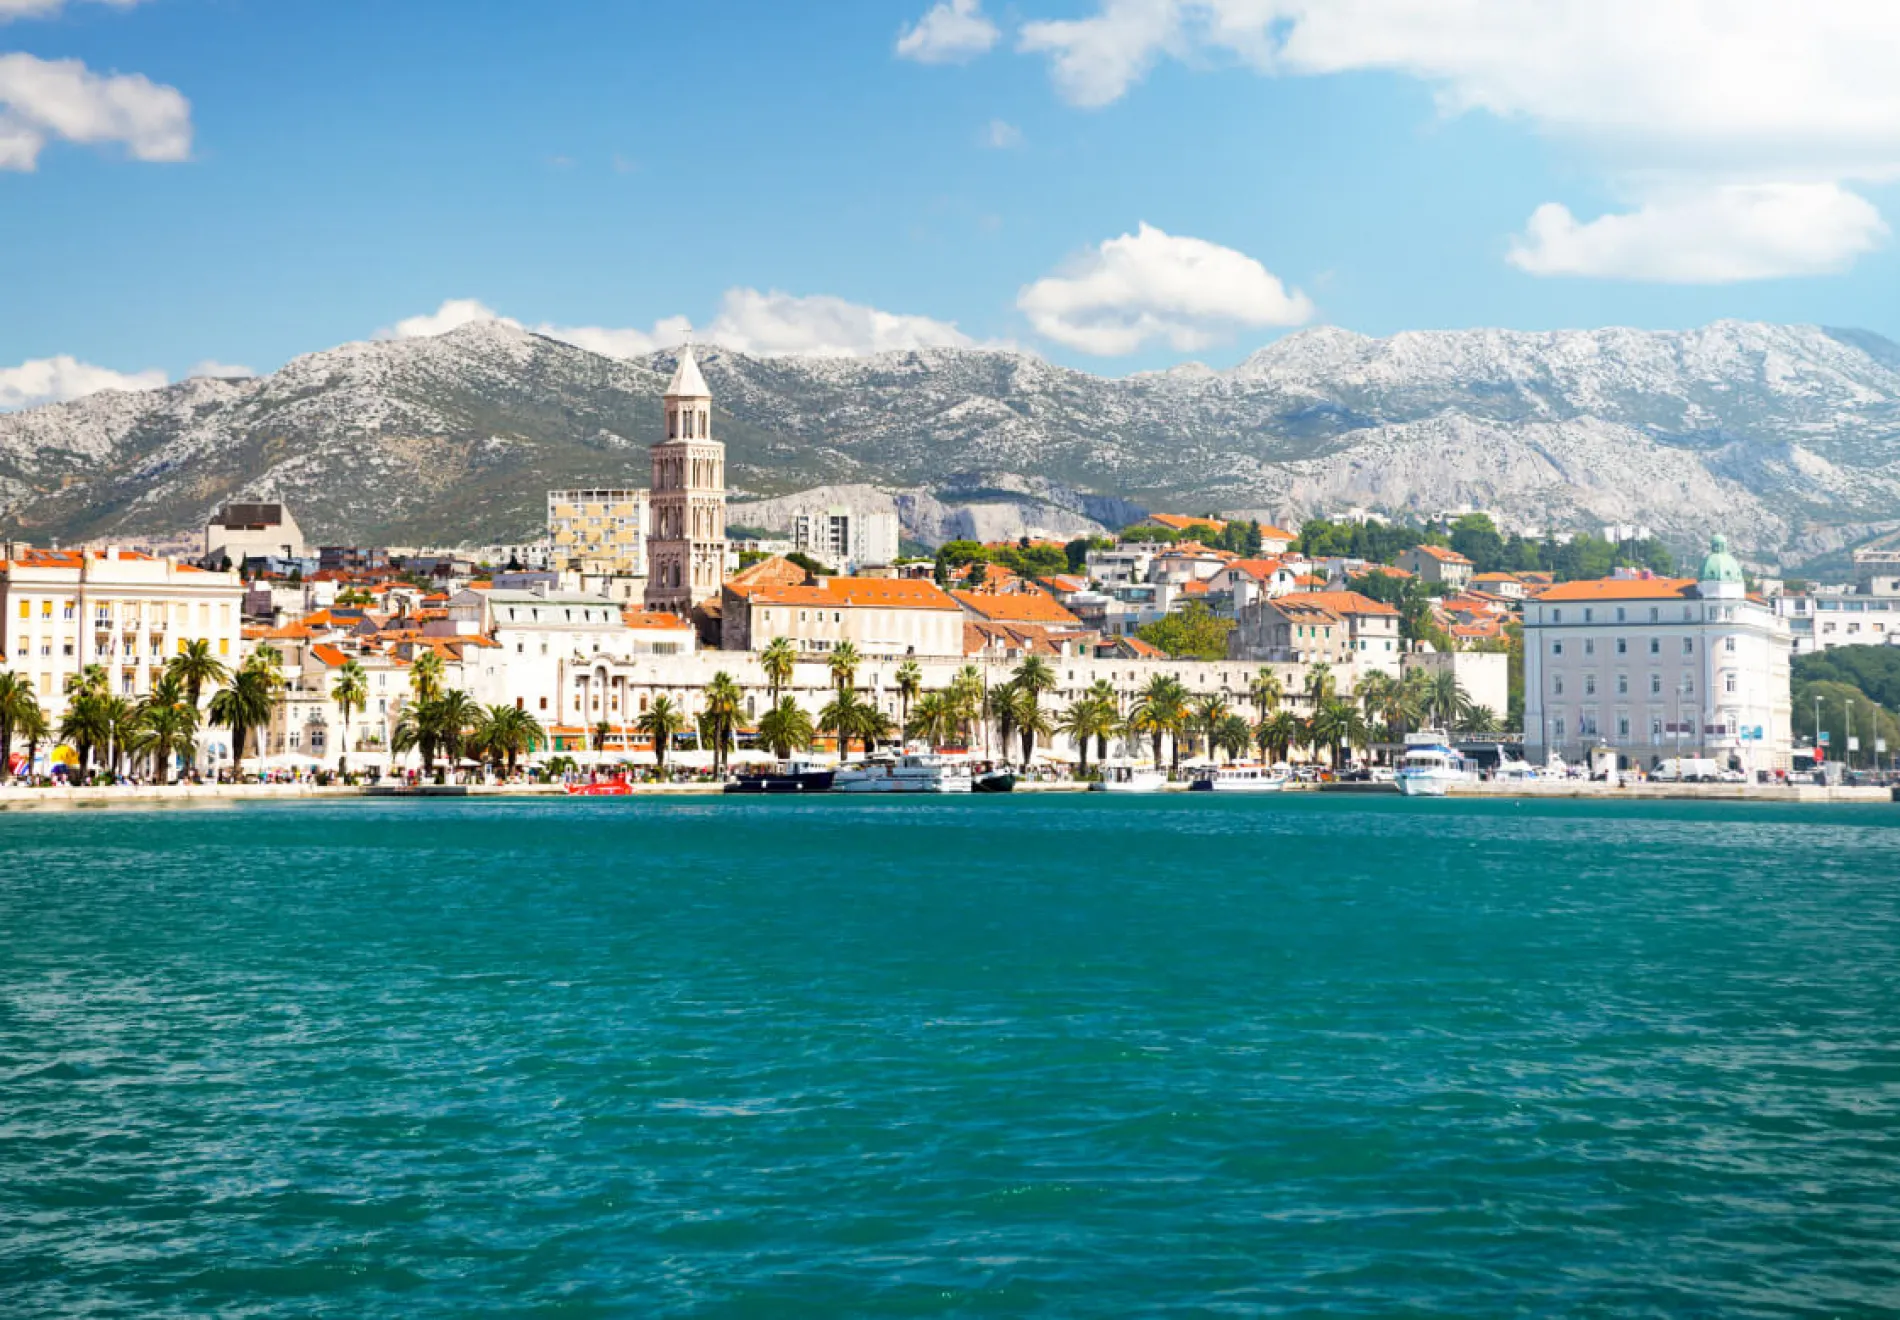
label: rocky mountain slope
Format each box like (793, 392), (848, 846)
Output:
(3, 319), (1899, 564)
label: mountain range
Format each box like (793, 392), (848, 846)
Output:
(4, 319), (1900, 567)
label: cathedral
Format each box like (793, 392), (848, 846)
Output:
(643, 347), (729, 616)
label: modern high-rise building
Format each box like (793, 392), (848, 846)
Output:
(547, 488), (648, 576)
(791, 507), (900, 572)
(644, 348), (728, 615)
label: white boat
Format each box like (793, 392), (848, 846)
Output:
(1494, 756), (1540, 783)
(1091, 762), (1168, 793)
(832, 750), (973, 794)
(1189, 763), (1289, 793)
(1396, 731), (1474, 798)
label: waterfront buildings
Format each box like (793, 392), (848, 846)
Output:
(644, 348), (729, 616)
(1522, 535), (1792, 772)
(722, 573), (964, 656)
(1775, 548), (1900, 654)
(204, 502), (307, 567)
(1229, 590), (1400, 672)
(0, 543), (245, 718)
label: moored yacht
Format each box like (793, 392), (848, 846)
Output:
(1091, 762), (1168, 794)
(1188, 764), (1289, 793)
(1396, 730), (1474, 797)
(832, 748), (973, 794)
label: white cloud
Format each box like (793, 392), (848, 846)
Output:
(385, 290), (982, 359)
(0, 52), (191, 171)
(0, 0), (148, 20)
(1017, 222), (1313, 355)
(1014, 0), (1900, 280)
(896, 0), (1000, 64)
(984, 118), (1023, 149)
(379, 298), (514, 340)
(0, 355), (165, 410)
(186, 359), (256, 380)
(1507, 184), (1890, 284)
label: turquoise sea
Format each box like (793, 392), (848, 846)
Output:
(3, 795), (1899, 1317)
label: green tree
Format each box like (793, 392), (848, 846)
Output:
(330, 658), (368, 774)
(700, 671), (744, 776)
(1136, 602), (1234, 661)
(820, 687), (890, 760)
(1256, 710), (1301, 763)
(164, 638), (229, 711)
(208, 655), (282, 775)
(1057, 692), (1118, 774)
(1010, 686), (1052, 767)
(409, 649), (445, 704)
(637, 694), (688, 768)
(1190, 693), (1230, 759)
(906, 690), (960, 748)
(760, 637), (796, 703)
(758, 697), (815, 760)
(1249, 667), (1283, 718)
(1215, 713), (1253, 762)
(0, 671), (41, 782)
(894, 659), (923, 731)
(1129, 674), (1189, 772)
(136, 674), (199, 785)
(826, 640), (861, 693)
(948, 665), (986, 746)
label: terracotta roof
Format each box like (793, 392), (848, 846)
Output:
(1103, 635), (1166, 659)
(1293, 573), (1328, 587)
(1285, 589), (1399, 618)
(623, 608), (694, 630)
(1354, 564), (1415, 581)
(309, 643), (354, 668)
(1180, 580), (1211, 595)
(1471, 572), (1522, 584)
(1267, 599), (1340, 624)
(1222, 558), (1287, 581)
(724, 555), (812, 598)
(1533, 576), (1698, 602)
(1146, 513), (1226, 532)
(1, 547), (160, 569)
(951, 588), (1082, 627)
(1257, 525), (1298, 542)
(963, 619), (1066, 656)
(1411, 544), (1473, 565)
(748, 576), (962, 611)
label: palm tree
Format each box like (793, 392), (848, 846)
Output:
(68, 663), (109, 700)
(1008, 684), (1052, 767)
(208, 658), (280, 776)
(391, 705), (439, 777)
(894, 659), (923, 731)
(905, 690), (957, 748)
(757, 696), (814, 760)
(0, 671), (40, 781)
(1459, 704), (1501, 735)
(164, 639), (228, 710)
(1130, 673), (1190, 773)
(1249, 667), (1284, 719)
(819, 687), (872, 760)
(58, 692), (114, 781)
(473, 704), (545, 774)
(330, 659), (368, 774)
(988, 678), (1021, 766)
(136, 675), (198, 785)
(15, 701), (49, 782)
(1424, 669), (1472, 730)
(949, 664), (986, 748)
(591, 720), (611, 755)
(1192, 694), (1231, 759)
(409, 649), (445, 704)
(1305, 660), (1336, 710)
(1215, 713), (1253, 762)
(1013, 656), (1057, 707)
(1354, 670), (1401, 743)
(1399, 667), (1435, 734)
(1257, 710), (1301, 764)
(637, 694), (687, 768)
(434, 690), (481, 768)
(826, 640), (861, 693)
(1057, 693), (1118, 775)
(700, 671), (743, 776)
(760, 637), (795, 703)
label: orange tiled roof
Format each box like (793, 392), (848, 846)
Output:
(1412, 544), (1473, 564)
(1286, 589), (1399, 618)
(748, 576), (962, 611)
(1257, 525), (1298, 542)
(951, 588), (1082, 627)
(1147, 513), (1227, 532)
(1293, 573), (1328, 587)
(724, 555), (812, 598)
(1533, 576), (1698, 602)
(1, 546), (160, 569)
(1354, 564), (1415, 581)
(623, 608), (693, 630)
(1223, 558), (1287, 581)
(1180, 580), (1211, 595)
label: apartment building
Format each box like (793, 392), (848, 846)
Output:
(791, 507), (901, 572)
(548, 487), (649, 577)
(0, 544), (245, 718)
(722, 574), (964, 656)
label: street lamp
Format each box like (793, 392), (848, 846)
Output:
(1845, 698), (1855, 773)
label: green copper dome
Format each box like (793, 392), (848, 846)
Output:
(1699, 533), (1745, 585)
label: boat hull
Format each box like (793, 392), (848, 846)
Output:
(1397, 773), (1456, 797)
(972, 772), (1016, 793)
(724, 770), (835, 794)
(833, 776), (972, 794)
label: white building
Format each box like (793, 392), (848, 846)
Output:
(205, 502), (307, 565)
(791, 507), (901, 572)
(473, 586), (679, 721)
(1, 543), (245, 719)
(1523, 536), (1792, 773)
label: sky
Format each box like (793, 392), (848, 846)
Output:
(3, 0), (1900, 408)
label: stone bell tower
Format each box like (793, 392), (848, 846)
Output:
(644, 346), (728, 615)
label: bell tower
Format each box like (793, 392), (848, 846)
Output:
(644, 346), (728, 615)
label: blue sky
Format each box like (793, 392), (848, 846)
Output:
(3, 0), (1899, 405)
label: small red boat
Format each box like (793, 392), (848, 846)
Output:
(565, 779), (634, 796)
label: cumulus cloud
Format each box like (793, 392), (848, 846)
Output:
(896, 0), (1000, 64)
(1508, 184), (1890, 283)
(186, 359), (256, 380)
(0, 52), (191, 171)
(1017, 222), (1313, 355)
(0, 355), (165, 410)
(983, 118), (1023, 149)
(1014, 0), (1900, 280)
(0, 0), (148, 20)
(386, 290), (983, 359)
(379, 298), (514, 340)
